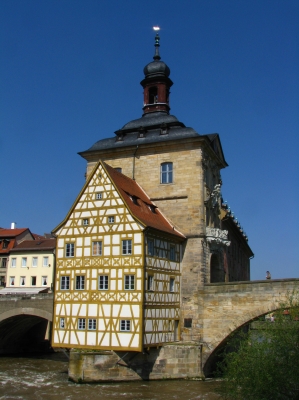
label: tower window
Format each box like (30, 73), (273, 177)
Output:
(161, 162), (173, 184)
(149, 87), (158, 104)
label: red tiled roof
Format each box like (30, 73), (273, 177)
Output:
(10, 238), (56, 252)
(0, 239), (16, 254)
(0, 228), (28, 238)
(103, 162), (185, 239)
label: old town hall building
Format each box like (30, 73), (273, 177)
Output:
(52, 34), (253, 379)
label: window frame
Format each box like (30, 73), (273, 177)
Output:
(147, 275), (154, 291)
(31, 276), (37, 286)
(60, 276), (70, 290)
(169, 245), (176, 261)
(108, 216), (115, 224)
(10, 276), (15, 286)
(60, 317), (65, 329)
(21, 257), (27, 267)
(20, 276), (26, 286)
(42, 276), (48, 286)
(160, 162), (173, 184)
(32, 257), (38, 268)
(122, 239), (132, 255)
(124, 275), (135, 290)
(43, 256), (49, 267)
(170, 277), (175, 292)
(88, 319), (96, 330)
(78, 318), (86, 330)
(75, 275), (85, 290)
(92, 241), (102, 256)
(147, 240), (154, 256)
(120, 320), (131, 332)
(98, 275), (109, 290)
(11, 258), (17, 268)
(95, 192), (102, 200)
(65, 243), (75, 258)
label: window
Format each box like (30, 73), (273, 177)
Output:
(10, 276), (15, 286)
(60, 318), (65, 329)
(114, 167), (122, 173)
(147, 275), (154, 291)
(92, 241), (102, 256)
(43, 256), (49, 267)
(170, 245), (176, 261)
(122, 240), (132, 255)
(82, 218), (89, 226)
(1, 258), (7, 268)
(60, 276), (70, 290)
(124, 275), (135, 290)
(120, 320), (131, 331)
(160, 162), (173, 184)
(66, 243), (74, 257)
(21, 257), (27, 267)
(42, 276), (48, 286)
(78, 318), (86, 330)
(170, 277), (175, 292)
(11, 258), (16, 268)
(98, 275), (109, 290)
(95, 192), (102, 199)
(31, 276), (36, 286)
(148, 240), (154, 256)
(2, 240), (9, 249)
(76, 276), (85, 290)
(20, 276), (26, 286)
(32, 257), (37, 267)
(108, 216), (115, 223)
(149, 86), (158, 104)
(184, 318), (192, 328)
(88, 319), (96, 330)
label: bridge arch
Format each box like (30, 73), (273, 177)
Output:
(200, 279), (299, 376)
(0, 295), (54, 354)
(0, 307), (52, 322)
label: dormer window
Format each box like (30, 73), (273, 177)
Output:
(148, 205), (156, 213)
(149, 87), (158, 104)
(130, 195), (138, 205)
(138, 127), (146, 138)
(115, 168), (122, 173)
(160, 123), (168, 135)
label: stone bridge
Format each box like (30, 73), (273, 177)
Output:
(199, 278), (299, 375)
(0, 293), (54, 354)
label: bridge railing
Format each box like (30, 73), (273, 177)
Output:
(0, 293), (54, 301)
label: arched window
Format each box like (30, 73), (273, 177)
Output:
(149, 87), (158, 104)
(160, 162), (173, 184)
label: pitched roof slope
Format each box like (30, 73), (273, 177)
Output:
(0, 228), (29, 237)
(103, 162), (185, 239)
(10, 238), (56, 252)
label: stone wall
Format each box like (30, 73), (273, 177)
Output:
(69, 343), (204, 382)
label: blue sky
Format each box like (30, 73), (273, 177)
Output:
(1, 1), (298, 280)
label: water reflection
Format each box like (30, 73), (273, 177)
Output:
(0, 354), (222, 399)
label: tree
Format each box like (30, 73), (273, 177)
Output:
(217, 292), (299, 399)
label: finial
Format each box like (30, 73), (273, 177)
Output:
(153, 27), (161, 61)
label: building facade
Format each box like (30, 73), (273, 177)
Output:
(52, 161), (184, 350)
(52, 34), (253, 379)
(5, 238), (56, 292)
(0, 226), (35, 288)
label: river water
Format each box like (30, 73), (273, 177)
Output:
(0, 353), (222, 400)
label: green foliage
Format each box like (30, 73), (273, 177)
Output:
(217, 291), (299, 399)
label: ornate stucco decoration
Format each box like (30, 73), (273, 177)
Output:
(206, 227), (231, 246)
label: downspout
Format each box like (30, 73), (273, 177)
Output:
(132, 145), (139, 180)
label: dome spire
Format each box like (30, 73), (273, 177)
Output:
(153, 33), (161, 61)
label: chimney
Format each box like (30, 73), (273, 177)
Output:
(11, 222), (16, 229)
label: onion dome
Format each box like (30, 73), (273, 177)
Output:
(143, 34), (171, 78)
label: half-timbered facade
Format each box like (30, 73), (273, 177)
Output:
(52, 161), (184, 351)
